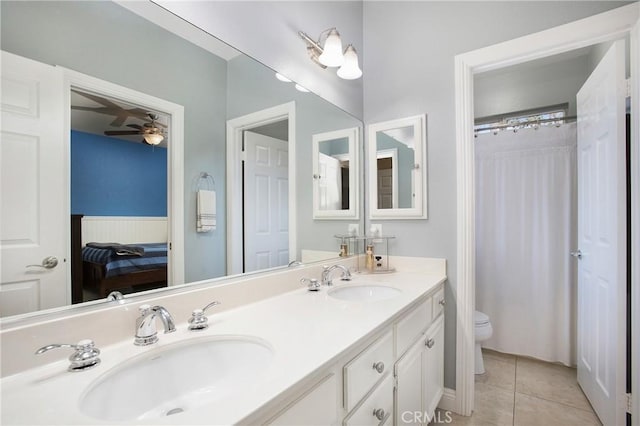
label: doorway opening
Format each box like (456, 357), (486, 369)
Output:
(226, 102), (296, 276)
(453, 5), (638, 423)
(242, 119), (289, 273)
(63, 68), (185, 303)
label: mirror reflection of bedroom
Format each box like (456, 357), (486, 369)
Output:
(70, 89), (169, 303)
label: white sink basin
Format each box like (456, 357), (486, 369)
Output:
(80, 336), (273, 421)
(328, 284), (401, 302)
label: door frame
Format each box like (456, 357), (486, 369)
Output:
(453, 3), (639, 417)
(376, 149), (399, 209)
(62, 68), (185, 287)
(226, 102), (296, 275)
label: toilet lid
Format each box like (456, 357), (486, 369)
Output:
(474, 311), (490, 325)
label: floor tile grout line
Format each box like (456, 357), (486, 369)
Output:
(512, 356), (518, 426)
(512, 390), (597, 414)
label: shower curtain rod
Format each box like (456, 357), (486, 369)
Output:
(475, 115), (577, 133)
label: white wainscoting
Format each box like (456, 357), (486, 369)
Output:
(81, 216), (167, 245)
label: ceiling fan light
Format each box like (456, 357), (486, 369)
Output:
(275, 73), (292, 82)
(337, 45), (362, 80)
(318, 28), (344, 67)
(144, 133), (164, 145)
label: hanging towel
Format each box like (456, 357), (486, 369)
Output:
(197, 189), (216, 233)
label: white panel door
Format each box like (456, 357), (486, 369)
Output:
(243, 131), (288, 273)
(395, 337), (424, 426)
(318, 152), (342, 210)
(576, 40), (626, 426)
(1, 51), (67, 316)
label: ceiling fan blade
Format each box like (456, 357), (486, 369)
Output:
(126, 124), (143, 130)
(72, 89), (121, 109)
(104, 130), (142, 136)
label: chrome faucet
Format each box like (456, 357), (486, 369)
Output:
(134, 304), (176, 346)
(35, 339), (101, 372)
(321, 264), (352, 286)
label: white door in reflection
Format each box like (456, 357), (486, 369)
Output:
(243, 131), (289, 272)
(318, 152), (342, 210)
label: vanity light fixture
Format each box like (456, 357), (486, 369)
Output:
(298, 28), (362, 80)
(294, 83), (310, 93)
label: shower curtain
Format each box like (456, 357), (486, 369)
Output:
(475, 123), (577, 367)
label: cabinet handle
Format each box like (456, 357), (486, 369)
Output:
(373, 408), (385, 421)
(439, 298), (445, 306)
(425, 338), (435, 349)
(372, 361), (385, 374)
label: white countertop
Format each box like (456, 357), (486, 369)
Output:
(1, 270), (445, 425)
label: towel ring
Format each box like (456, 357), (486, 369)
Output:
(197, 172), (215, 191)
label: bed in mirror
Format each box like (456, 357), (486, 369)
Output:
(0, 0), (364, 321)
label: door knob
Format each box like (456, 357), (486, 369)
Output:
(26, 256), (59, 269)
(570, 250), (583, 259)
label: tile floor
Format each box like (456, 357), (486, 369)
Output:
(437, 349), (602, 426)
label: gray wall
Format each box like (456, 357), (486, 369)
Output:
(1, 1), (228, 282)
(474, 54), (591, 118)
(227, 55), (363, 257)
(156, 0), (364, 119)
(362, 1), (631, 389)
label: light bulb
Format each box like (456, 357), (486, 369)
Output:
(144, 133), (164, 145)
(337, 45), (362, 80)
(318, 28), (344, 67)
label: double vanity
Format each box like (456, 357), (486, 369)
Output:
(0, 257), (446, 425)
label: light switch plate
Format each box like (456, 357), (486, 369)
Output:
(348, 224), (359, 236)
(369, 224), (382, 237)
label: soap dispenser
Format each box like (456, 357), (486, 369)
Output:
(365, 244), (375, 271)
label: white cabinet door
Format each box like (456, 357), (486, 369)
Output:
(395, 337), (424, 425)
(423, 314), (444, 420)
(1, 51), (67, 317)
(268, 374), (337, 426)
(575, 40), (626, 426)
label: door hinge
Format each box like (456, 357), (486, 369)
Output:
(626, 393), (632, 414)
(393, 374), (398, 390)
(626, 78), (631, 98)
(241, 150), (247, 161)
(169, 242), (172, 250)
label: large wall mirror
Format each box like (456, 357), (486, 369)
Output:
(0, 0), (363, 320)
(312, 127), (360, 220)
(367, 115), (427, 219)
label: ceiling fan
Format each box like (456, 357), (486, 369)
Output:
(104, 113), (167, 145)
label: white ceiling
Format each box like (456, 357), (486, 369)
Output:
(70, 89), (170, 147)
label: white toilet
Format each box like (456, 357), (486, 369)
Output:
(474, 310), (493, 375)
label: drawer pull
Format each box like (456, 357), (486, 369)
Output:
(372, 361), (385, 374)
(425, 338), (435, 349)
(439, 298), (445, 306)
(373, 408), (386, 421)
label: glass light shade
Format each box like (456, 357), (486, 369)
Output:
(144, 133), (164, 145)
(275, 73), (292, 83)
(294, 84), (309, 93)
(318, 29), (344, 67)
(337, 45), (362, 80)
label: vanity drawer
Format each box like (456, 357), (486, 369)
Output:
(343, 374), (393, 426)
(395, 298), (431, 358)
(432, 286), (445, 319)
(343, 329), (393, 412)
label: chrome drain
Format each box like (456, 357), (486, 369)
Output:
(166, 407), (184, 416)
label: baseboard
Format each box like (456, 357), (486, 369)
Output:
(437, 387), (458, 413)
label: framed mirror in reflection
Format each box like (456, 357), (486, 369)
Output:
(368, 115), (428, 219)
(0, 0), (363, 321)
(312, 127), (360, 220)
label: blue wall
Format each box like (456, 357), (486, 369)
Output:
(71, 130), (167, 216)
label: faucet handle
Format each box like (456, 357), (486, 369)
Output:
(35, 339), (101, 372)
(301, 277), (321, 291)
(188, 301), (221, 331)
